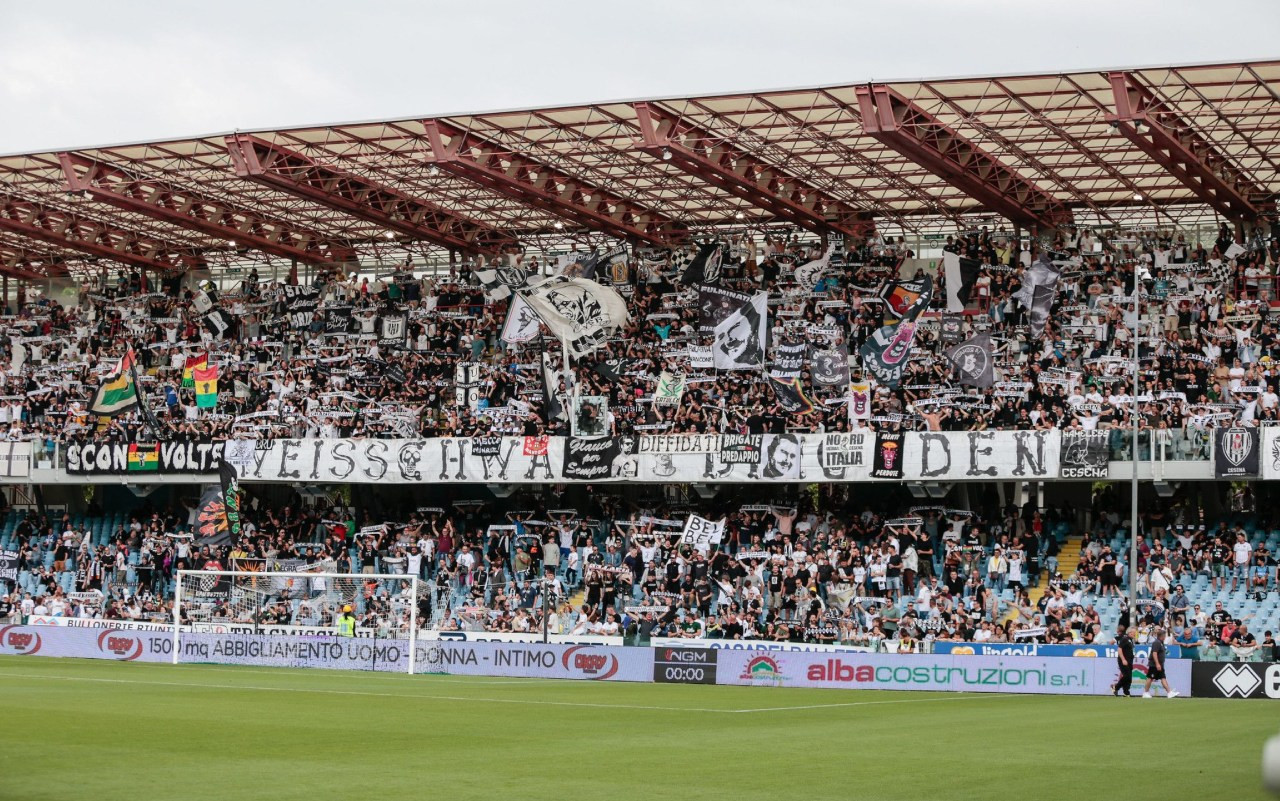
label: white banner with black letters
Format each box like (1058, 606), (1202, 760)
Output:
(902, 430), (1061, 481)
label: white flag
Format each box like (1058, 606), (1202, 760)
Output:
(518, 277), (629, 358)
(500, 295), (541, 343)
(680, 514), (725, 551)
(793, 246), (835, 290)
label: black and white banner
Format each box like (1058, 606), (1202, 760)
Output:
(562, 437), (624, 481)
(904, 430), (1060, 480)
(0, 548), (17, 582)
(1215, 427), (1260, 479)
(325, 307), (354, 335)
(1191, 662), (1280, 699)
(455, 363), (484, 410)
(680, 515), (725, 550)
(945, 333), (994, 389)
(712, 292), (767, 370)
(174, 432), (1084, 485)
(942, 251), (981, 313)
(1060, 431), (1110, 478)
(282, 285), (322, 328)
(204, 309), (235, 339)
(66, 441), (226, 475)
(379, 315), (408, 350)
(518, 277), (629, 358)
(500, 295), (541, 343)
(475, 263), (530, 301)
(811, 345), (850, 389)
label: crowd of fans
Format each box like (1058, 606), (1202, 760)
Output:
(1, 222), (1277, 454)
(3, 221), (1280, 658)
(4, 483), (1279, 661)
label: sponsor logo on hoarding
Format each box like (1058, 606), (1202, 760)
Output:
(795, 659), (1089, 690)
(739, 655), (784, 682)
(1214, 664), (1263, 698)
(96, 630), (144, 661)
(0, 625), (42, 655)
(561, 645), (618, 680)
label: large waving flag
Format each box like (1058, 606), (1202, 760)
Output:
(1014, 251), (1065, 338)
(680, 242), (723, 286)
(90, 349), (140, 417)
(194, 365), (219, 409)
(182, 352), (207, 388)
(517, 277), (629, 358)
(859, 275), (932, 389)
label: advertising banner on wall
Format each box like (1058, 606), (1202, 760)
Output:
(1190, 662), (1280, 699)
(932, 641), (1182, 660)
(713, 650), (1192, 696)
(0, 627), (1200, 698)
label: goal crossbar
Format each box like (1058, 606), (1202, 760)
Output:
(173, 569), (420, 673)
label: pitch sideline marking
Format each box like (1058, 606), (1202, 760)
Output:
(0, 670), (1028, 714)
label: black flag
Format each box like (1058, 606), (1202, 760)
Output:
(943, 252), (981, 312)
(945, 333), (995, 389)
(680, 242), (722, 286)
(541, 351), (566, 423)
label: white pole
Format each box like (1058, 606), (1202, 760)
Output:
(408, 575), (418, 676)
(171, 570), (183, 665)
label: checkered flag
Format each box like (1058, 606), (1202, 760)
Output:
(1208, 259), (1235, 288)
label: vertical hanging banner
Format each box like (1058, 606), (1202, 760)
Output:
(945, 333), (995, 389)
(849, 381), (872, 421)
(1215, 427), (1260, 478)
(872, 432), (905, 479)
(1060, 431), (1111, 478)
(455, 363), (485, 410)
(860, 276), (932, 389)
(811, 345), (850, 390)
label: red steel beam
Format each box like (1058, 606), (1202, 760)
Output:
(0, 248), (56, 281)
(632, 102), (874, 239)
(422, 119), (683, 247)
(59, 152), (354, 264)
(0, 193), (189, 273)
(226, 134), (520, 256)
(855, 84), (1072, 231)
(1107, 71), (1263, 221)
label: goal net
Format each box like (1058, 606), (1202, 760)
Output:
(173, 570), (442, 674)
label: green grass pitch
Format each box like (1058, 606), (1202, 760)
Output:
(0, 655), (1273, 801)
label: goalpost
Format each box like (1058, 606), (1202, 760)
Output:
(173, 570), (438, 674)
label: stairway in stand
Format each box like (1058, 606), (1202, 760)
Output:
(1029, 535), (1083, 605)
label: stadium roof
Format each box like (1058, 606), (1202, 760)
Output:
(1, 59), (1277, 279)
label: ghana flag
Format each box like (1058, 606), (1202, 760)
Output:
(90, 348), (140, 417)
(182, 352), (207, 388)
(193, 365), (219, 409)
